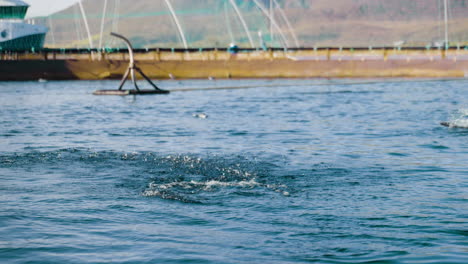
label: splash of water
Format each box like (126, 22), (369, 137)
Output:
(141, 154), (290, 203)
(0, 149), (290, 203)
(449, 119), (468, 128)
(446, 108), (468, 128)
(458, 108), (468, 116)
(142, 177), (289, 203)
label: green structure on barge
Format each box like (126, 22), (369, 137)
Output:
(0, 0), (48, 50)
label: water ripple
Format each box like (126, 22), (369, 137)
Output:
(0, 79), (467, 263)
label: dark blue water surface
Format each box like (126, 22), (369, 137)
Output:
(0, 79), (467, 264)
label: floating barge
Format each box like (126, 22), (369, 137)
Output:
(1, 47), (468, 80)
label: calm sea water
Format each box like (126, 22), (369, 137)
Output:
(0, 79), (467, 264)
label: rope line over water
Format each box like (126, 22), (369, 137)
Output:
(167, 78), (468, 93)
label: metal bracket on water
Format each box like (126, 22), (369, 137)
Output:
(93, 32), (169, 95)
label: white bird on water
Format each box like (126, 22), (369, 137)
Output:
(193, 113), (208, 119)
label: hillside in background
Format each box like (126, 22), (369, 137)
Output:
(42, 0), (468, 48)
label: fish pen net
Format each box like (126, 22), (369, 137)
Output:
(36, 0), (468, 49)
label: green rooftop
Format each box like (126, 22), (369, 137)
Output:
(0, 0), (29, 19)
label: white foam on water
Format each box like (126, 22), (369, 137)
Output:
(139, 154), (290, 200)
(142, 178), (289, 198)
(141, 189), (164, 197)
(145, 178), (261, 192)
(445, 108), (468, 128)
(458, 108), (468, 116)
(450, 119), (468, 128)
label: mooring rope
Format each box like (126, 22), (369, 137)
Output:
(167, 78), (467, 93)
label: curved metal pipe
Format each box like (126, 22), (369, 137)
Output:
(48, 16), (56, 47)
(110, 32), (168, 94)
(224, 2), (235, 43)
(110, 32), (135, 66)
(164, 0), (189, 49)
(99, 0), (108, 50)
(251, 0), (290, 48)
(228, 0), (255, 48)
(272, 0), (300, 48)
(78, 0), (94, 49)
(444, 0), (449, 49)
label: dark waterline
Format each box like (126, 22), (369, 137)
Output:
(0, 79), (467, 264)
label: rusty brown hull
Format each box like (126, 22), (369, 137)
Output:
(1, 49), (468, 80)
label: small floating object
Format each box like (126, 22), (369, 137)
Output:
(38, 78), (47, 83)
(193, 113), (208, 119)
(441, 122), (451, 127)
(440, 121), (468, 128)
(93, 32), (169, 96)
(93, 89), (169, 96)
